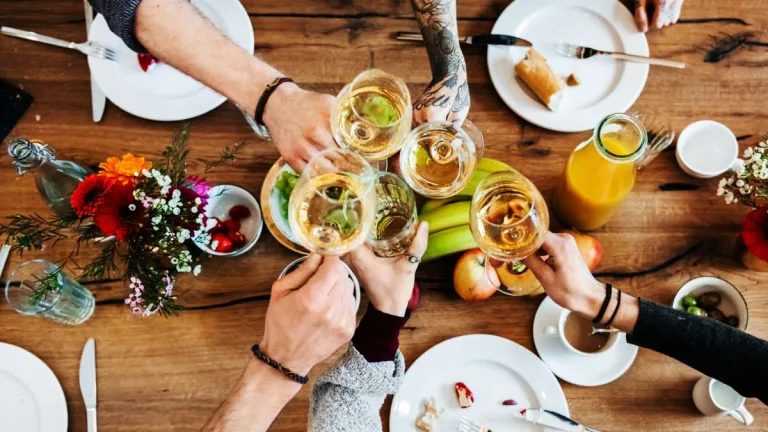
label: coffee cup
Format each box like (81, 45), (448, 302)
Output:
(676, 120), (743, 179)
(279, 256), (361, 312)
(545, 310), (619, 357)
(692, 377), (754, 425)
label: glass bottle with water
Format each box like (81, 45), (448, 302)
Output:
(8, 138), (92, 219)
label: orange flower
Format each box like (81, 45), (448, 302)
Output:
(98, 154), (152, 185)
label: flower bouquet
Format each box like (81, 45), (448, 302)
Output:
(717, 135), (768, 271)
(0, 125), (246, 315)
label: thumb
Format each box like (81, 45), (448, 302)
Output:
(275, 254), (322, 292)
(634, 0), (649, 32)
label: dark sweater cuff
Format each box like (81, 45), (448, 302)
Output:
(352, 303), (410, 363)
(103, 0), (148, 53)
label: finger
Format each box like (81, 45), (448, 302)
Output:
(304, 256), (347, 295)
(406, 221), (429, 259)
(673, 0), (683, 22)
(276, 254), (323, 292)
(285, 155), (307, 174)
(652, 0), (664, 29)
(524, 253), (556, 289)
(537, 231), (564, 257)
(447, 106), (470, 126)
(634, 0), (649, 32)
(346, 244), (376, 272)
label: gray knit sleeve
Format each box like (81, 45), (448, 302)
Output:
(88, 0), (147, 53)
(309, 344), (405, 432)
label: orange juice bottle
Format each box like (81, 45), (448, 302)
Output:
(553, 114), (647, 231)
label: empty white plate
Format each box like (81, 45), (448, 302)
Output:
(88, 0), (254, 121)
(390, 334), (568, 431)
(0, 342), (67, 432)
(487, 0), (649, 132)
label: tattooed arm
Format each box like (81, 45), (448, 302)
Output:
(410, 0), (470, 125)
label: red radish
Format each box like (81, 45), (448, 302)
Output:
(224, 219), (241, 232)
(137, 53), (159, 72)
(212, 234), (233, 253)
(209, 217), (224, 234)
(229, 205), (251, 220)
(228, 231), (247, 248)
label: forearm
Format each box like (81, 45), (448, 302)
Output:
(202, 359), (300, 432)
(409, 0), (463, 79)
(134, 0), (282, 114)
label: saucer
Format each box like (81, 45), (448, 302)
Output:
(533, 297), (638, 387)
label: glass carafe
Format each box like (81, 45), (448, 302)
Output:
(8, 138), (92, 219)
(553, 113), (647, 231)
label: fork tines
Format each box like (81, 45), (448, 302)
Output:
(556, 41), (599, 59)
(86, 42), (118, 61)
(459, 417), (492, 432)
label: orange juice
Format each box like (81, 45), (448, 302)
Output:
(553, 114), (647, 231)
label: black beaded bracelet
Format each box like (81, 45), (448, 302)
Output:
(251, 345), (309, 385)
(254, 76), (294, 128)
(605, 289), (622, 327)
(593, 283), (613, 324)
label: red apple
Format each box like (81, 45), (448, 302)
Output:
(559, 229), (602, 272)
(453, 249), (498, 301)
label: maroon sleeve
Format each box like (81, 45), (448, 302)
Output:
(352, 303), (411, 363)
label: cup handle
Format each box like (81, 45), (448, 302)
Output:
(545, 325), (559, 338)
(728, 407), (754, 426)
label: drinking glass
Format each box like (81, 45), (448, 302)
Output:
(399, 119), (484, 199)
(470, 170), (549, 296)
(368, 172), (418, 257)
(332, 69), (413, 162)
(5, 259), (95, 325)
(288, 148), (376, 256)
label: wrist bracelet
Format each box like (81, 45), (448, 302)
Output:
(593, 283), (613, 324)
(254, 76), (295, 128)
(251, 344), (309, 385)
(605, 288), (622, 327)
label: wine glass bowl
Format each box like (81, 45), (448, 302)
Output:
(399, 119), (483, 199)
(331, 69), (412, 162)
(288, 148), (376, 256)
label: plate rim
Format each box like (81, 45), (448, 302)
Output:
(390, 333), (569, 431)
(0, 342), (68, 432)
(87, 0), (255, 121)
(487, 0), (650, 133)
(260, 158), (309, 255)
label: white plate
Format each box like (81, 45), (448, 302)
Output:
(88, 0), (254, 121)
(390, 334), (568, 432)
(533, 297), (638, 387)
(487, 0), (649, 132)
(0, 342), (67, 432)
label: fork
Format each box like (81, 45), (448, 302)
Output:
(1, 26), (117, 61)
(556, 41), (685, 69)
(459, 417), (493, 432)
(630, 110), (676, 169)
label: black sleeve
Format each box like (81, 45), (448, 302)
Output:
(88, 0), (147, 53)
(627, 298), (768, 405)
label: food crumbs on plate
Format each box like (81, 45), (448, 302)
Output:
(415, 397), (443, 431)
(567, 73), (581, 86)
(502, 399), (517, 406)
(520, 408), (527, 416)
(454, 382), (475, 408)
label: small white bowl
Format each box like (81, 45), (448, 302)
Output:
(672, 277), (748, 331)
(196, 184), (264, 257)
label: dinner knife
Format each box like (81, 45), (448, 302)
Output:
(80, 338), (97, 432)
(395, 31), (532, 47)
(517, 408), (600, 432)
(84, 0), (106, 122)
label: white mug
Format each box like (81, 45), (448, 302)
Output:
(692, 377), (754, 426)
(676, 120), (742, 179)
(545, 310), (619, 357)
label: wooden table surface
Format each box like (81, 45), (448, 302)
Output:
(2, 0), (768, 430)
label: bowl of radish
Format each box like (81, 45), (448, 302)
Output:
(196, 184), (263, 257)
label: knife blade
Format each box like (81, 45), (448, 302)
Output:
(517, 408), (600, 432)
(84, 0), (106, 122)
(395, 31), (533, 47)
(80, 338), (98, 432)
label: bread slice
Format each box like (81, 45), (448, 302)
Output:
(514, 49), (565, 111)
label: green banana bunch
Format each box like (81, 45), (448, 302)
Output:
(420, 157), (514, 262)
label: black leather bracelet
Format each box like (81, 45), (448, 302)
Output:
(251, 344), (309, 385)
(605, 288), (622, 327)
(254, 76), (295, 128)
(593, 283), (613, 324)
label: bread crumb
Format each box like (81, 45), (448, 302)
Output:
(567, 73), (581, 86)
(35, 115), (41, 122)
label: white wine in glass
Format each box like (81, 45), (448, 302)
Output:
(288, 149), (376, 256)
(470, 170), (549, 296)
(332, 69), (412, 162)
(368, 172), (418, 258)
(399, 120), (483, 199)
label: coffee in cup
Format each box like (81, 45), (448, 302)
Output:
(546, 310), (619, 356)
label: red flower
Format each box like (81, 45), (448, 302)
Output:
(742, 207), (768, 262)
(71, 175), (112, 218)
(94, 183), (143, 241)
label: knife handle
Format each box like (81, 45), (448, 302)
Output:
(1, 26), (77, 50)
(394, 31), (423, 42)
(87, 408), (98, 432)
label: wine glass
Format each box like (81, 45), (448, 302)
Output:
(288, 148), (376, 256)
(331, 69), (413, 162)
(469, 170), (549, 296)
(367, 171), (418, 257)
(399, 119), (484, 199)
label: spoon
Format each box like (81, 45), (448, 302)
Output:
(590, 327), (622, 336)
